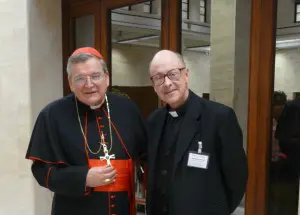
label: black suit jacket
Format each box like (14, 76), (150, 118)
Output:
(146, 91), (248, 215)
(276, 98), (300, 171)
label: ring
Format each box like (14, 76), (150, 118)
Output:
(104, 179), (111, 183)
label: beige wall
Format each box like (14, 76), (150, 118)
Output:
(275, 49), (300, 99)
(0, 0), (62, 214)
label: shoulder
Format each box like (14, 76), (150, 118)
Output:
(39, 94), (74, 118)
(287, 98), (300, 108)
(148, 107), (164, 122)
(202, 99), (233, 116)
(190, 91), (233, 117)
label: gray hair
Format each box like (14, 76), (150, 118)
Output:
(66, 53), (108, 77)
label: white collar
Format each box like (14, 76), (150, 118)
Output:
(90, 104), (101, 110)
(169, 111), (178, 118)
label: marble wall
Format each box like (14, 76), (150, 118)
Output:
(0, 0), (62, 214)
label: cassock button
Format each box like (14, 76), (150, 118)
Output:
(161, 170), (168, 175)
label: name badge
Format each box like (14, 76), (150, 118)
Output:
(187, 152), (210, 169)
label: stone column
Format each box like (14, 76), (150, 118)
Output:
(0, 0), (63, 214)
(210, 0), (251, 150)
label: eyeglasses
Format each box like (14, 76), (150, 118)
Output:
(150, 67), (185, 86)
(73, 72), (105, 85)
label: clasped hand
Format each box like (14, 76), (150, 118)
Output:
(86, 165), (117, 187)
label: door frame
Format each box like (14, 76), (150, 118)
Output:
(245, 0), (277, 214)
(61, 0), (278, 214)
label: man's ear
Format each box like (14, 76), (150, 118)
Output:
(106, 72), (110, 87)
(68, 76), (75, 92)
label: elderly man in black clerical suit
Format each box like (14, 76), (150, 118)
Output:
(146, 50), (248, 215)
(25, 47), (147, 215)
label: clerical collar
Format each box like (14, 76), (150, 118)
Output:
(74, 94), (106, 112)
(90, 104), (102, 110)
(167, 94), (190, 118)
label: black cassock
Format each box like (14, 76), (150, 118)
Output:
(25, 93), (147, 215)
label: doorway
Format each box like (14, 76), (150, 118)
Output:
(61, 0), (280, 214)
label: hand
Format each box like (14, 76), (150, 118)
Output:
(86, 165), (117, 187)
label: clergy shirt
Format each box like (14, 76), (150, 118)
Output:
(153, 95), (190, 215)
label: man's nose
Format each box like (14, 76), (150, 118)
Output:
(85, 76), (94, 87)
(163, 76), (172, 86)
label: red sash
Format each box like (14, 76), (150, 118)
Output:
(88, 159), (135, 215)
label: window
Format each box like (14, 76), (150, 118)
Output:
(182, 0), (189, 20)
(295, 3), (300, 22)
(200, 0), (206, 22)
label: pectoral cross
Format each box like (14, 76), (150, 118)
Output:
(99, 132), (115, 166)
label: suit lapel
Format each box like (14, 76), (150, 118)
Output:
(172, 92), (203, 175)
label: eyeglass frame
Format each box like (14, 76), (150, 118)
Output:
(150, 67), (186, 86)
(72, 72), (106, 86)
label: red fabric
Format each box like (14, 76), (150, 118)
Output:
(88, 159), (136, 215)
(71, 47), (103, 59)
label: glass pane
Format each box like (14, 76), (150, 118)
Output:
(297, 4), (300, 13)
(269, 1), (300, 214)
(74, 15), (94, 48)
(182, 0), (210, 104)
(111, 3), (161, 211)
(111, 1), (161, 115)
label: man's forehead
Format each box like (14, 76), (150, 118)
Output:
(71, 58), (103, 72)
(150, 61), (182, 73)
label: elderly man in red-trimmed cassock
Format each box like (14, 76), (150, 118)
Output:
(25, 47), (147, 215)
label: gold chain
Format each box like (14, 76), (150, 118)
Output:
(75, 94), (113, 155)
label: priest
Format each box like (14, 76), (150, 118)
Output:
(25, 47), (147, 215)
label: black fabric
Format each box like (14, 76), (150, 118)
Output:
(276, 98), (300, 171)
(25, 93), (147, 215)
(152, 95), (189, 214)
(147, 90), (248, 215)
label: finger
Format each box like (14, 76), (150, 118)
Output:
(100, 166), (115, 173)
(104, 170), (117, 179)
